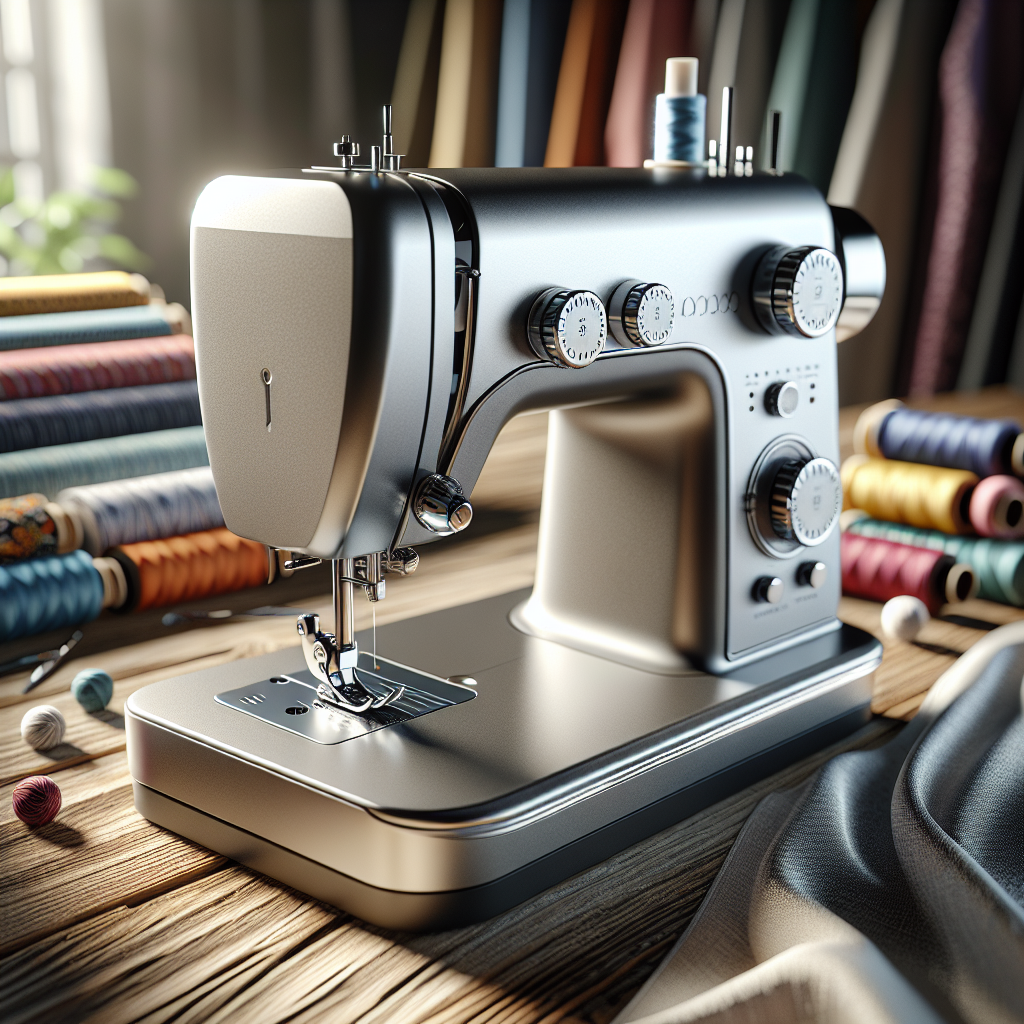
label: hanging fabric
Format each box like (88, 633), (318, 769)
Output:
(391, 0), (447, 167)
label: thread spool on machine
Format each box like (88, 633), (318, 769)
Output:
(124, 90), (891, 930)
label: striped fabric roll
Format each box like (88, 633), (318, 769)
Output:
(58, 466), (224, 555)
(0, 425), (209, 499)
(0, 304), (187, 352)
(0, 271), (149, 317)
(0, 335), (195, 400)
(0, 381), (202, 453)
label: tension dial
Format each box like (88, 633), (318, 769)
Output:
(769, 457), (841, 547)
(753, 245), (844, 338)
(528, 288), (607, 368)
(609, 280), (675, 347)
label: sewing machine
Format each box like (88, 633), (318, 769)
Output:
(126, 118), (886, 929)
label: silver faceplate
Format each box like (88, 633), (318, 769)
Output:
(216, 659), (474, 745)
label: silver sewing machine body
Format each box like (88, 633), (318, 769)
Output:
(127, 132), (886, 928)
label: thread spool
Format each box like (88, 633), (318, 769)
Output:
(647, 58), (707, 166)
(0, 380), (201, 454)
(0, 335), (195, 400)
(840, 532), (976, 613)
(0, 303), (189, 352)
(12, 775), (62, 825)
(842, 456), (1024, 538)
(0, 493), (82, 562)
(71, 668), (114, 712)
(58, 466), (223, 555)
(853, 400), (1023, 478)
(20, 705), (66, 750)
(844, 516), (1024, 607)
(0, 425), (208, 499)
(109, 527), (270, 612)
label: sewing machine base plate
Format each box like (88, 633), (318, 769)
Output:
(127, 589), (881, 931)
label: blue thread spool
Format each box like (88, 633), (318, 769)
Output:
(71, 668), (114, 712)
(653, 58), (706, 165)
(0, 550), (104, 640)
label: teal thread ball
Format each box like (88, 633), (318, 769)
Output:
(71, 668), (113, 713)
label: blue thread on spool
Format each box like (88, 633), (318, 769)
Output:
(654, 94), (707, 163)
(0, 550), (104, 640)
(58, 466), (224, 554)
(877, 408), (1020, 478)
(0, 306), (175, 351)
(0, 425), (209, 499)
(845, 517), (1024, 606)
(71, 668), (114, 712)
(0, 381), (202, 453)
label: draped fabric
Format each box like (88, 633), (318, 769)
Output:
(906, 0), (1024, 396)
(615, 623), (1024, 1024)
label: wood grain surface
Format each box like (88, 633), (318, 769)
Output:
(2, 390), (1023, 1023)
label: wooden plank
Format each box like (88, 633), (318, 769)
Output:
(0, 720), (896, 1024)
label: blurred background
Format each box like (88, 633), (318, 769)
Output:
(0, 0), (1021, 405)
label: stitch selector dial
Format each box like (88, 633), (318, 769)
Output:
(528, 288), (607, 368)
(753, 245), (844, 338)
(608, 280), (675, 347)
(769, 457), (841, 547)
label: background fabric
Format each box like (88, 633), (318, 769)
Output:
(615, 624), (1024, 1024)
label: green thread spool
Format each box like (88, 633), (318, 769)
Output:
(71, 667), (113, 712)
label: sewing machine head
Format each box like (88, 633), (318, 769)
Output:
(189, 119), (885, 695)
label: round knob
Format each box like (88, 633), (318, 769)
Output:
(528, 288), (607, 368)
(764, 381), (799, 417)
(753, 576), (784, 604)
(769, 457), (841, 547)
(753, 245), (844, 337)
(608, 280), (675, 347)
(796, 561), (827, 588)
(413, 475), (473, 536)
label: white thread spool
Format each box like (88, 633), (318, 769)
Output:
(880, 595), (930, 642)
(21, 705), (66, 750)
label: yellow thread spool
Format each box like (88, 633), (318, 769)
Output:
(841, 455), (976, 534)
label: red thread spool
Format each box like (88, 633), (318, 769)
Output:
(841, 533), (976, 613)
(12, 775), (61, 825)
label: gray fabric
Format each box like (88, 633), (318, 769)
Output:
(616, 623), (1024, 1024)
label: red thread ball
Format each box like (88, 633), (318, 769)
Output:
(12, 775), (62, 826)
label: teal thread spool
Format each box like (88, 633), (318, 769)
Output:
(653, 58), (706, 165)
(71, 667), (113, 712)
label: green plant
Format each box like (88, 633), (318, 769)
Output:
(0, 166), (149, 276)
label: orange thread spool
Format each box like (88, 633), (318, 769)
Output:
(116, 527), (268, 611)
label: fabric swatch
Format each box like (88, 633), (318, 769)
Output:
(690, 0), (722, 97)
(428, 0), (504, 167)
(495, 0), (573, 167)
(828, 0), (957, 405)
(604, 0), (693, 167)
(391, 0), (446, 167)
(908, 0), (1024, 395)
(957, 92), (1024, 388)
(615, 627), (1024, 1024)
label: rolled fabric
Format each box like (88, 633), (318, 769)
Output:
(0, 303), (190, 352)
(0, 271), (149, 317)
(57, 466), (223, 555)
(844, 516), (1024, 607)
(841, 532), (975, 613)
(0, 425), (209, 499)
(0, 334), (195, 400)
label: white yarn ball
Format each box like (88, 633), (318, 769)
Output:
(880, 595), (930, 642)
(20, 705), (66, 751)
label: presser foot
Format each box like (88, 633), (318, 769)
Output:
(297, 613), (403, 713)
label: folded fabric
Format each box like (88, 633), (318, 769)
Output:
(616, 623), (1024, 1024)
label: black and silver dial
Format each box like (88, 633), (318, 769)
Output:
(769, 457), (841, 546)
(753, 245), (844, 338)
(609, 280), (675, 347)
(528, 288), (608, 368)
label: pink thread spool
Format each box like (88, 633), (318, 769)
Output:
(12, 775), (62, 825)
(841, 533), (976, 613)
(968, 475), (1024, 539)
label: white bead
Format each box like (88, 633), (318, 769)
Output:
(880, 595), (930, 642)
(20, 704), (66, 750)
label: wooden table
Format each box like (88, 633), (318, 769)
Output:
(3, 389), (1023, 1024)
